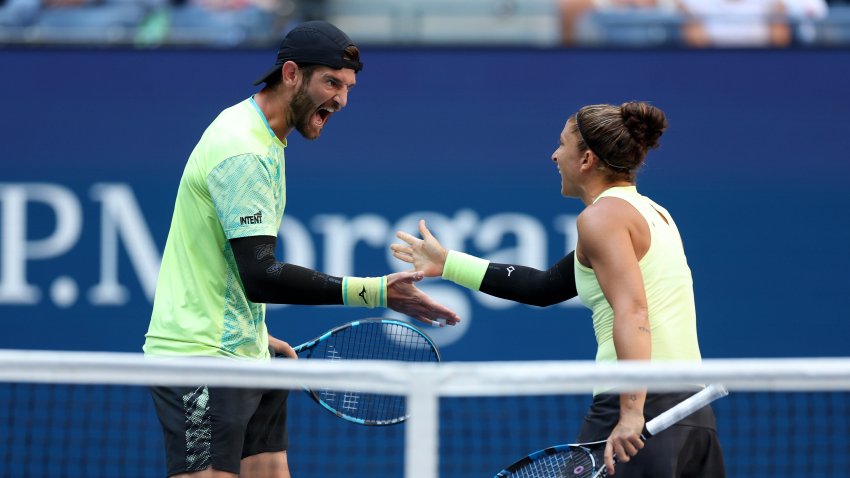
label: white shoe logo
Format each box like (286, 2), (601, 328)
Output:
(506, 266), (515, 277)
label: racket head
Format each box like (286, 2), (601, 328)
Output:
(496, 384), (730, 477)
(293, 318), (440, 425)
(495, 442), (605, 478)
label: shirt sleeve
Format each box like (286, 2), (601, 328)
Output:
(207, 153), (280, 239)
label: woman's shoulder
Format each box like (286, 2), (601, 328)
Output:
(579, 195), (644, 235)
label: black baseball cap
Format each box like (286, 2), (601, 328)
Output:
(253, 21), (363, 86)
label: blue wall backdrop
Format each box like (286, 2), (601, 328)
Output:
(1, 48), (849, 362)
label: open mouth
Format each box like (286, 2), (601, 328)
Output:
(314, 106), (334, 127)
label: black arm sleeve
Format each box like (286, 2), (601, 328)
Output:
(478, 251), (577, 307)
(230, 235), (343, 305)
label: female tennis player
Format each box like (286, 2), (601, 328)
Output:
(392, 102), (725, 477)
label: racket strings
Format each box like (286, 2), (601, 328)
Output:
(311, 321), (438, 423)
(509, 448), (597, 478)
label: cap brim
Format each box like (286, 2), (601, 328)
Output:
(253, 64), (281, 86)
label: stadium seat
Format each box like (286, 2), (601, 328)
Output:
(811, 5), (850, 44)
(323, 0), (560, 45)
(576, 9), (682, 47)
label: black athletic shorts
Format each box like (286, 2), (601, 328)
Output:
(149, 385), (289, 476)
(577, 388), (726, 478)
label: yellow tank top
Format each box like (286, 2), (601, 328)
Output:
(575, 186), (702, 368)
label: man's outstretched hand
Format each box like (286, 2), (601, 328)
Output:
(386, 271), (460, 327)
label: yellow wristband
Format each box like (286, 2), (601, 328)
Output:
(442, 250), (489, 291)
(342, 276), (387, 308)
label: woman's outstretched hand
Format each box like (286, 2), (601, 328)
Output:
(391, 219), (449, 278)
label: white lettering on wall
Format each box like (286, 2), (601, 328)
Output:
(0, 183), (579, 322)
(312, 214), (390, 276)
(0, 183), (82, 304)
(88, 184), (161, 305)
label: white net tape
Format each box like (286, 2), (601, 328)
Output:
(1, 350), (849, 478)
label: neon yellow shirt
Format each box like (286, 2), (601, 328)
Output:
(144, 97), (286, 359)
(575, 186), (702, 371)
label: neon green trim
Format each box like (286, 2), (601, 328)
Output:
(442, 250), (489, 291)
(380, 276), (387, 307)
(342, 276), (385, 309)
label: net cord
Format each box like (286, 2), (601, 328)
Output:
(1, 350), (849, 478)
(0, 351), (848, 394)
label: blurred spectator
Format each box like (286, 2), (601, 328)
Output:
(28, 0), (161, 43)
(167, 0), (293, 45)
(678, 0), (828, 47)
(0, 0), (38, 27)
(135, 0), (294, 46)
(557, 0), (674, 45)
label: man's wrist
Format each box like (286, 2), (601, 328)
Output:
(342, 276), (387, 308)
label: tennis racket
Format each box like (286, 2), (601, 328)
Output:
(494, 383), (729, 478)
(278, 318), (441, 426)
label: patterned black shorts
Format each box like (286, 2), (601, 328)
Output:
(149, 385), (289, 476)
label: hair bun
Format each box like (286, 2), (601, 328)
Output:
(621, 102), (668, 151)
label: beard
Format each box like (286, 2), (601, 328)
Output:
(288, 83), (321, 140)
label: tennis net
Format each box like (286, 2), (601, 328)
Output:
(0, 351), (848, 477)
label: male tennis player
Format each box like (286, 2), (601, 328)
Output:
(393, 102), (725, 477)
(143, 21), (460, 478)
